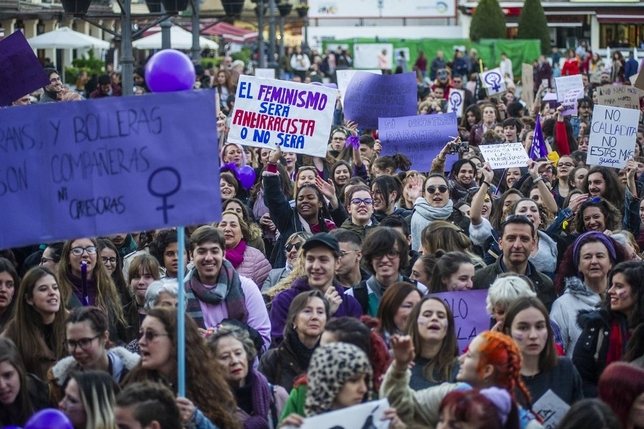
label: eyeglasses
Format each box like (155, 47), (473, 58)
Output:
(139, 330), (170, 342)
(63, 335), (100, 351)
(101, 257), (117, 265)
(332, 137), (346, 141)
(375, 251), (400, 260)
(351, 198), (374, 206)
(285, 242), (302, 252)
(426, 185), (449, 194)
(40, 257), (55, 265)
(70, 246), (97, 256)
(557, 162), (574, 168)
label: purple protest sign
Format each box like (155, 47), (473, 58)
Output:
(0, 31), (50, 107)
(0, 90), (221, 248)
(430, 289), (490, 353)
(378, 112), (459, 173)
(344, 72), (417, 129)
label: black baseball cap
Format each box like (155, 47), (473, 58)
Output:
(302, 233), (341, 255)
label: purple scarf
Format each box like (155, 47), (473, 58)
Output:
(227, 240), (247, 269)
(244, 370), (273, 429)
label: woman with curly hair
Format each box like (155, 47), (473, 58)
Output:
(122, 307), (241, 429)
(572, 197), (623, 235)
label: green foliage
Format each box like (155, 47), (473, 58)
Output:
(201, 57), (222, 69)
(517, 0), (552, 55)
(64, 50), (105, 84)
(231, 47), (253, 66)
(470, 0), (506, 42)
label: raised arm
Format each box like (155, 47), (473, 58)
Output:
(529, 160), (559, 214)
(470, 163), (494, 226)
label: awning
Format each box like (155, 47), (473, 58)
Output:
(597, 14), (644, 23)
(200, 21), (258, 43)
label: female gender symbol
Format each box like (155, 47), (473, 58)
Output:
(484, 72), (502, 92)
(449, 91), (463, 112)
(147, 167), (182, 224)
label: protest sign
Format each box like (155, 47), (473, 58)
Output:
(447, 89), (465, 117)
(597, 85), (641, 110)
(0, 31), (50, 107)
(533, 390), (570, 429)
(282, 399), (390, 429)
(0, 91), (221, 249)
(336, 69), (381, 106)
(521, 63), (535, 109)
(561, 88), (585, 116)
(378, 112), (458, 173)
(479, 143), (531, 170)
(587, 105), (639, 169)
(254, 68), (276, 79)
(344, 72), (418, 129)
(481, 68), (506, 96)
(431, 289), (489, 353)
(554, 75), (584, 102)
(228, 75), (337, 158)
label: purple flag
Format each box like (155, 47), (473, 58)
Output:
(0, 90), (221, 248)
(344, 72), (418, 129)
(0, 31), (50, 107)
(530, 114), (548, 160)
(378, 112), (459, 173)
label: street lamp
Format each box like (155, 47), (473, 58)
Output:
(294, 1), (308, 51)
(277, 1), (292, 61)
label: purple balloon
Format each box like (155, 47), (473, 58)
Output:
(145, 49), (196, 93)
(237, 165), (256, 190)
(5, 426), (22, 429)
(25, 409), (73, 429)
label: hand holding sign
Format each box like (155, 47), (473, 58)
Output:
(481, 68), (506, 96)
(561, 88), (584, 116)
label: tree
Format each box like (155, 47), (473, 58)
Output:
(517, 0), (552, 55)
(470, 0), (506, 42)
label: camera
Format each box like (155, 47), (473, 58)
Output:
(448, 141), (469, 154)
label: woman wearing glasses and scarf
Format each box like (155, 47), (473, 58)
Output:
(48, 306), (140, 403)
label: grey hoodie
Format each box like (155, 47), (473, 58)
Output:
(550, 276), (602, 358)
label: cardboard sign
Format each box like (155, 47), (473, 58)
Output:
(479, 143), (531, 170)
(633, 66), (644, 91)
(0, 31), (50, 107)
(587, 105), (639, 169)
(481, 68), (506, 96)
(378, 113), (458, 173)
(228, 75), (337, 158)
(597, 85), (641, 110)
(533, 390), (570, 429)
(343, 72), (418, 129)
(447, 89), (465, 117)
(554, 75), (584, 103)
(336, 69), (381, 107)
(431, 289), (490, 353)
(282, 399), (390, 429)
(0, 91), (221, 249)
(561, 88), (585, 116)
(254, 68), (276, 79)
(521, 63), (535, 109)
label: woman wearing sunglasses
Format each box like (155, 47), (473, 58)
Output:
(409, 173), (470, 251)
(262, 232), (312, 292)
(48, 306), (140, 403)
(122, 307), (241, 429)
(56, 238), (128, 343)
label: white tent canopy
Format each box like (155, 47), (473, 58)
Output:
(27, 27), (110, 49)
(133, 26), (218, 50)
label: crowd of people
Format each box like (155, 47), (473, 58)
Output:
(3, 42), (644, 429)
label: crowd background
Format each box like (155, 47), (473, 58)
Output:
(3, 40), (644, 429)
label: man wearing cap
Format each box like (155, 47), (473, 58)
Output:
(269, 232), (363, 345)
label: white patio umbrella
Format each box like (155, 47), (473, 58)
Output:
(133, 26), (218, 50)
(27, 27), (110, 49)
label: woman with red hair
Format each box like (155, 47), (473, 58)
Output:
(438, 388), (519, 429)
(598, 362), (644, 429)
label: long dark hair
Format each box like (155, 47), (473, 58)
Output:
(0, 337), (34, 426)
(606, 260), (644, 327)
(296, 184), (332, 231)
(0, 257), (18, 328)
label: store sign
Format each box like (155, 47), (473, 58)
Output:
(307, 0), (456, 18)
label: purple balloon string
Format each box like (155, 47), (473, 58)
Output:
(81, 261), (89, 306)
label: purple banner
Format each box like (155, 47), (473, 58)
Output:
(0, 31), (50, 107)
(431, 289), (490, 353)
(0, 91), (221, 248)
(344, 72), (417, 129)
(378, 112), (459, 173)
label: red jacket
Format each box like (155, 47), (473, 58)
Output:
(562, 58), (580, 76)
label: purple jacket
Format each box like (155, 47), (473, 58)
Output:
(269, 277), (363, 344)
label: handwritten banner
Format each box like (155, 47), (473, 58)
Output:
(447, 89), (465, 117)
(336, 69), (381, 107)
(481, 68), (505, 96)
(597, 85), (641, 110)
(378, 113), (458, 173)
(0, 31), (50, 107)
(479, 142), (530, 170)
(344, 72), (418, 129)
(431, 289), (489, 353)
(228, 75), (337, 158)
(283, 399), (389, 429)
(254, 68), (276, 79)
(561, 88), (584, 116)
(554, 75), (584, 103)
(0, 91), (221, 249)
(533, 390), (570, 429)
(587, 105), (639, 169)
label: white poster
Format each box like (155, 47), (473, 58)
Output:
(353, 43), (393, 69)
(533, 390), (570, 429)
(228, 75), (337, 158)
(587, 105), (639, 168)
(254, 68), (276, 79)
(282, 399), (390, 429)
(554, 75), (584, 102)
(479, 142), (531, 170)
(447, 89), (465, 117)
(308, 0), (456, 18)
(481, 68), (506, 96)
